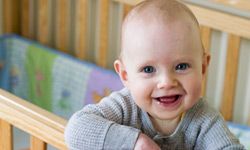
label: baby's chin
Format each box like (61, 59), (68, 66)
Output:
(149, 109), (185, 122)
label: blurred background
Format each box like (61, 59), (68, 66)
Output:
(0, 0), (250, 149)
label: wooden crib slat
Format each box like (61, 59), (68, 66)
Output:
(0, 119), (13, 150)
(31, 136), (47, 150)
(220, 34), (241, 121)
(200, 26), (212, 96)
(75, 0), (88, 60)
(98, 0), (110, 67)
(0, 89), (67, 150)
(55, 0), (70, 53)
(37, 0), (50, 45)
(3, 0), (20, 34)
(185, 3), (250, 40)
(113, 0), (142, 6)
(21, 0), (31, 38)
(123, 4), (133, 19)
(209, 0), (250, 12)
(200, 26), (212, 54)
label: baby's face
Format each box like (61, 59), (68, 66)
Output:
(118, 16), (208, 121)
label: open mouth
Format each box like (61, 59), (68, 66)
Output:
(155, 95), (181, 105)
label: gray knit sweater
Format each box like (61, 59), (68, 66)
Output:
(64, 88), (245, 150)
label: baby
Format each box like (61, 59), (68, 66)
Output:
(65, 0), (245, 149)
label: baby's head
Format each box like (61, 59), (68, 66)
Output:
(114, 0), (210, 122)
(120, 0), (203, 59)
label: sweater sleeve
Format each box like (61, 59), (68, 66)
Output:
(195, 110), (246, 150)
(64, 89), (141, 150)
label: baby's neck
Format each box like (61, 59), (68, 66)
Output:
(149, 115), (183, 136)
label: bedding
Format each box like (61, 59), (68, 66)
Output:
(0, 34), (123, 119)
(228, 122), (250, 149)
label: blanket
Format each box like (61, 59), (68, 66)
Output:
(0, 35), (123, 118)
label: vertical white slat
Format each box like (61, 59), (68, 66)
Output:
(107, 1), (123, 69)
(205, 31), (227, 110)
(245, 63), (250, 125)
(213, 32), (228, 110)
(234, 39), (250, 124)
(242, 48), (250, 125)
(88, 0), (98, 63)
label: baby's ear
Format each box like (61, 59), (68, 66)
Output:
(202, 52), (211, 75)
(114, 59), (128, 85)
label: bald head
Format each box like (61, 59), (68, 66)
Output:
(125, 0), (199, 25)
(120, 0), (202, 59)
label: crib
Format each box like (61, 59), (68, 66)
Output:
(0, 0), (250, 149)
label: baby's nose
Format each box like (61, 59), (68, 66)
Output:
(157, 74), (178, 89)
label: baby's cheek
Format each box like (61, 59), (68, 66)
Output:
(193, 80), (202, 98)
(185, 82), (202, 110)
(187, 78), (202, 98)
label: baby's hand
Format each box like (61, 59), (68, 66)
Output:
(134, 133), (161, 150)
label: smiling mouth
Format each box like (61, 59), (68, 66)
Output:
(155, 95), (181, 105)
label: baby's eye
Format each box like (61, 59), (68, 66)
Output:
(175, 63), (190, 71)
(142, 66), (155, 73)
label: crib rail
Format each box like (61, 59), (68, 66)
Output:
(0, 89), (67, 150)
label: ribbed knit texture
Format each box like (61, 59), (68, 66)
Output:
(65, 88), (245, 150)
